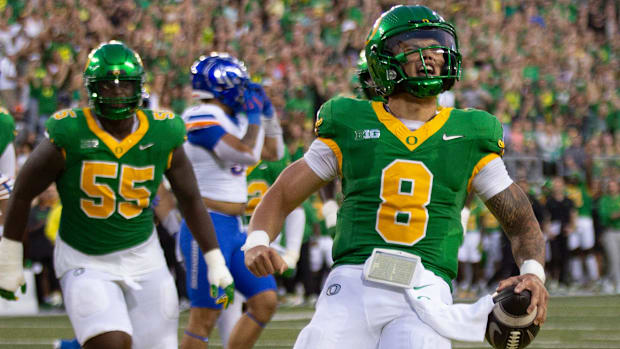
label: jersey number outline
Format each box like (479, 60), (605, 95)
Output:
(376, 160), (433, 245)
(80, 161), (155, 219)
(246, 179), (269, 215)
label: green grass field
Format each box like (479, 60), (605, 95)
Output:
(1, 295), (619, 349)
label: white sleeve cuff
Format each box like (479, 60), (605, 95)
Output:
(241, 230), (270, 251)
(472, 157), (513, 200)
(304, 139), (338, 181)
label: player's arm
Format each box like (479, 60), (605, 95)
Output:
(166, 145), (219, 252)
(245, 159), (329, 276)
(165, 145), (234, 304)
(188, 92), (265, 166)
(256, 84), (284, 162)
(484, 183), (548, 325)
(0, 139), (64, 298)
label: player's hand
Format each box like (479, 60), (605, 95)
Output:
(281, 250), (299, 270)
(0, 238), (26, 301)
(244, 245), (287, 277)
(203, 249), (235, 309)
(243, 86), (265, 125)
(247, 83), (274, 118)
(497, 273), (548, 326)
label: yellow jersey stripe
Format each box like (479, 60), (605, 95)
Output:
(317, 137), (343, 176)
(372, 102), (452, 152)
(84, 108), (149, 159)
(467, 153), (500, 193)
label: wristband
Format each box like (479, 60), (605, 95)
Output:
(520, 259), (546, 284)
(203, 248), (226, 267)
(241, 230), (270, 251)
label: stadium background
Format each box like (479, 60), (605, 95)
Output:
(0, 0), (618, 348)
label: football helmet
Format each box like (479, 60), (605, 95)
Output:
(190, 53), (249, 112)
(84, 41), (145, 120)
(365, 5), (461, 98)
(356, 50), (381, 100)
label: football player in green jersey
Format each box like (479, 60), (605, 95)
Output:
(243, 5), (548, 348)
(0, 107), (16, 232)
(0, 41), (234, 349)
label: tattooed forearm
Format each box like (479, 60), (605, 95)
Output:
(485, 183), (545, 266)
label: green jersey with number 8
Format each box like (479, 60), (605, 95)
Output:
(314, 96), (504, 285)
(46, 107), (186, 255)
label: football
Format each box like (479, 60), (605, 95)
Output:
(485, 285), (540, 349)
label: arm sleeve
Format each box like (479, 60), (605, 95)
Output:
(187, 126), (227, 150)
(212, 127), (265, 165)
(472, 157), (513, 200)
(283, 206), (305, 254)
(304, 139), (338, 181)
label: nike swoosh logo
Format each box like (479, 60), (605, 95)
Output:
(442, 134), (463, 141)
(139, 143), (154, 150)
(413, 284), (432, 290)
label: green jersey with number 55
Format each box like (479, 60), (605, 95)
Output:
(314, 97), (504, 285)
(45, 108), (185, 255)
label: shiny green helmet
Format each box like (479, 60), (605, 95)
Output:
(365, 5), (461, 98)
(356, 50), (383, 101)
(84, 41), (145, 119)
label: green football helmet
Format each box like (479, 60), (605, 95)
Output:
(356, 50), (384, 101)
(84, 41), (145, 120)
(365, 5), (461, 98)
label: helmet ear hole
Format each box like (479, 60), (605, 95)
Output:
(387, 70), (398, 80)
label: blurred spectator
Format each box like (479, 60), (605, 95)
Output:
(545, 176), (576, 291)
(599, 181), (620, 293)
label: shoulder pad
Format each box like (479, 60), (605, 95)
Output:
(314, 96), (366, 138)
(45, 109), (81, 148)
(455, 108), (504, 156)
(145, 109), (186, 148)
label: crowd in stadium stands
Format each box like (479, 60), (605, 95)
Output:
(0, 0), (618, 307)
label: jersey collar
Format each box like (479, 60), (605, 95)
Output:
(83, 108), (150, 159)
(372, 101), (452, 152)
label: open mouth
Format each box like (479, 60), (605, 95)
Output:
(418, 65), (435, 75)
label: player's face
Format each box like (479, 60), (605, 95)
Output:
(394, 38), (445, 78)
(97, 80), (137, 99)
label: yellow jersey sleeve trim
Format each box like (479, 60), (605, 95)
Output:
(467, 153), (500, 193)
(317, 137), (342, 176)
(84, 108), (150, 159)
(372, 102), (452, 152)
(245, 161), (261, 177)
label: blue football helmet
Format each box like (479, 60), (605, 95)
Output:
(191, 53), (249, 111)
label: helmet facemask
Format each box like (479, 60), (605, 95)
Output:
(381, 28), (461, 98)
(87, 77), (143, 119)
(84, 41), (145, 120)
(365, 5), (462, 99)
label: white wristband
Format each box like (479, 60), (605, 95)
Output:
(520, 259), (546, 284)
(203, 248), (226, 267)
(241, 230), (270, 251)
